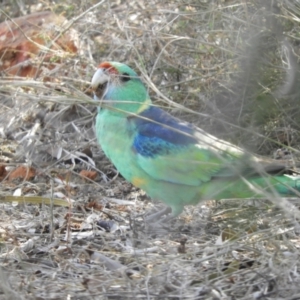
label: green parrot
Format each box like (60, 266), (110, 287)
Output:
(91, 61), (300, 218)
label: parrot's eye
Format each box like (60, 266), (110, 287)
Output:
(120, 72), (131, 82)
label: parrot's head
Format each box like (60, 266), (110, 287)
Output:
(91, 62), (151, 115)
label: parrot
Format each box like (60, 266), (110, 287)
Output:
(91, 61), (300, 219)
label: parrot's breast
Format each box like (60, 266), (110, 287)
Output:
(95, 110), (148, 185)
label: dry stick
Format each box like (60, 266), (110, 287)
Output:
(64, 171), (73, 247)
(0, 195), (70, 206)
(1, 77), (298, 154)
(50, 178), (54, 242)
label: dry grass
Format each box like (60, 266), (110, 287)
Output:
(1, 0), (300, 299)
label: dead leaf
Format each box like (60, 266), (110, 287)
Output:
(79, 170), (97, 181)
(0, 11), (78, 77)
(8, 165), (36, 182)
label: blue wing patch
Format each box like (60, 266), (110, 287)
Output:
(130, 107), (197, 157)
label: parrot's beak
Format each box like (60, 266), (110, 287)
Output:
(91, 68), (109, 99)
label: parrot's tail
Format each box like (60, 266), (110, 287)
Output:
(254, 175), (300, 196)
(201, 174), (300, 201)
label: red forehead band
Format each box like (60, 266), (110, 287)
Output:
(98, 62), (118, 74)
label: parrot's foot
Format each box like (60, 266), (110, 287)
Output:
(134, 206), (177, 233)
(145, 206), (172, 223)
(144, 207), (174, 234)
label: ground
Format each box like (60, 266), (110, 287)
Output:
(1, 1), (300, 299)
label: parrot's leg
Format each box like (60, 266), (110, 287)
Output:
(145, 206), (172, 223)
